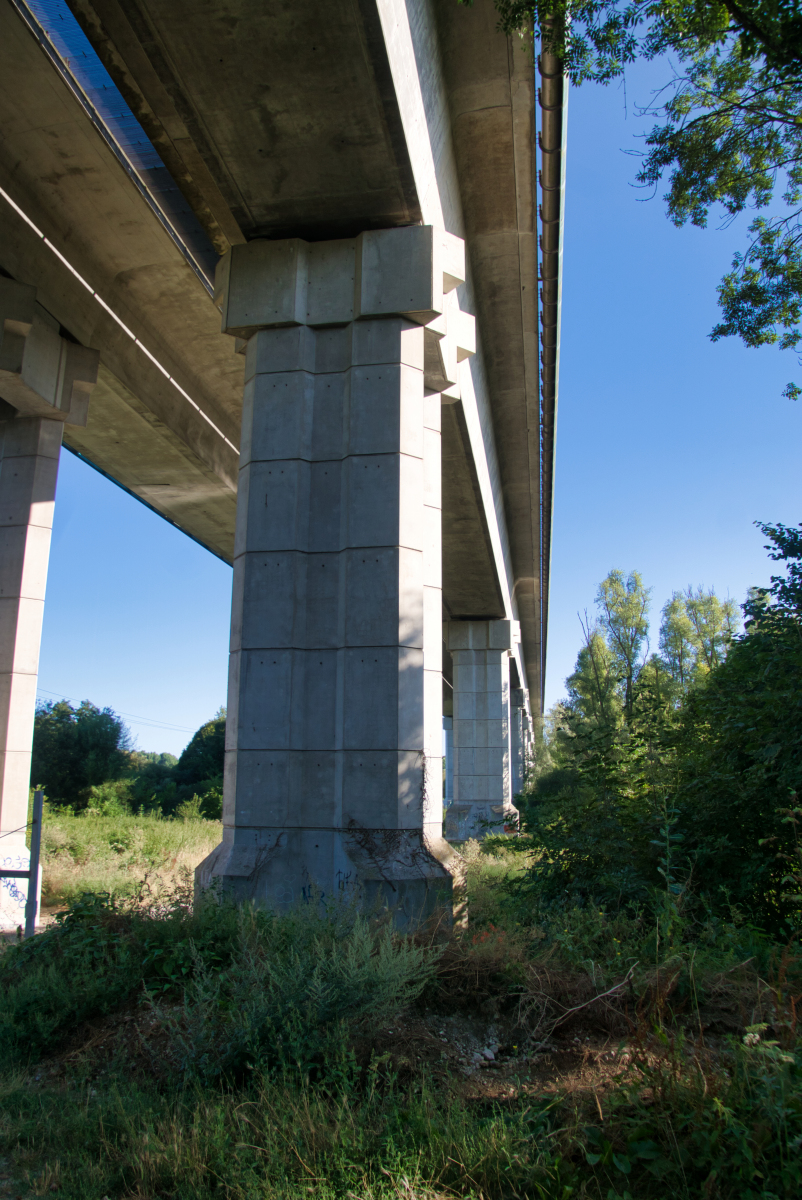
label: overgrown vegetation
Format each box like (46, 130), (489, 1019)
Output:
(3, 528), (801, 1196)
(39, 807), (220, 908)
(2, 850), (802, 1198)
(520, 522), (802, 934)
(32, 706), (226, 819)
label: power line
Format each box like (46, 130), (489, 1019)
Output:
(35, 688), (196, 734)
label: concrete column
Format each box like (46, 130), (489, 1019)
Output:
(0, 412), (61, 927)
(444, 620), (519, 841)
(0, 279), (98, 930)
(511, 687), (528, 798)
(198, 227), (474, 925)
(443, 715), (453, 806)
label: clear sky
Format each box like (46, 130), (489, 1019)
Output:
(36, 55), (800, 754)
(38, 454), (232, 756)
(544, 56), (800, 712)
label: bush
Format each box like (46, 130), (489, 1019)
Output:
(165, 904), (439, 1083)
(0, 889), (236, 1066)
(520, 527), (802, 932)
(0, 892), (440, 1078)
(173, 713), (225, 792)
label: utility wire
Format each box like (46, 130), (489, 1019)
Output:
(35, 688), (195, 734)
(0, 822), (33, 841)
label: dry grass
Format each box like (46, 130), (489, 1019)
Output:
(40, 807), (220, 908)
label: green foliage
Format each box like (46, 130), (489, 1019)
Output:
(165, 905), (439, 1083)
(0, 889), (238, 1065)
(31, 700), (132, 809)
(32, 703), (226, 819)
(575, 1032), (802, 1198)
(484, 0), (802, 86)
(637, 46), (802, 391)
(5, 837), (802, 1198)
(522, 532), (801, 930)
(40, 805), (220, 907)
(125, 750), (179, 813)
(596, 569), (651, 718)
(0, 891), (439, 1078)
(174, 711), (225, 791)
(1, 1071), (569, 1200)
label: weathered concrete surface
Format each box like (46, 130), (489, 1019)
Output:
(38, 0), (542, 694)
(434, 0), (543, 704)
(444, 620), (519, 841)
(0, 0), (241, 558)
(68, 0), (422, 245)
(510, 686), (531, 798)
(0, 276), (103, 927)
(0, 0), (550, 890)
(197, 228), (465, 920)
(0, 409), (61, 928)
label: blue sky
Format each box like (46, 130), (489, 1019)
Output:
(37, 56), (800, 754)
(39, 455), (232, 755)
(544, 57), (800, 710)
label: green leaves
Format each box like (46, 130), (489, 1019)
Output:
(522, 536), (802, 930)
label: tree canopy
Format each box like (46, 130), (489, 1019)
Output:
(31, 700), (133, 809)
(522, 532), (802, 932)
(477, 0), (802, 396)
(174, 709), (226, 792)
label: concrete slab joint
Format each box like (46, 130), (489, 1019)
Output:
(198, 226), (475, 926)
(445, 619), (520, 843)
(0, 279), (99, 929)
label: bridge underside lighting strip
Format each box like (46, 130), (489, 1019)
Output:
(0, 185), (239, 457)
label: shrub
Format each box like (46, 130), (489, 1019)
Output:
(0, 892), (440, 1078)
(165, 904), (440, 1082)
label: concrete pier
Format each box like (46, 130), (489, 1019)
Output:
(197, 227), (470, 923)
(444, 620), (519, 842)
(0, 412), (61, 927)
(511, 687), (530, 799)
(0, 279), (98, 928)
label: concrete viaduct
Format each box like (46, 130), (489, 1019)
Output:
(0, 0), (565, 925)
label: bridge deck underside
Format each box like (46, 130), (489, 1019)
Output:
(0, 0), (544, 698)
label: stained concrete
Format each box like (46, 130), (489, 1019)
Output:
(197, 228), (468, 920)
(15, 0), (547, 693)
(444, 619), (519, 841)
(0, 410), (61, 928)
(0, 0), (554, 913)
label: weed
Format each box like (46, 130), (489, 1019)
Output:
(39, 804), (219, 907)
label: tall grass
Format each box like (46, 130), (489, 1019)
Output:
(40, 805), (220, 907)
(3, 1071), (568, 1200)
(4, 825), (802, 1197)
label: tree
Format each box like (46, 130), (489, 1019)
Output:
(478, 0), (802, 395)
(174, 709), (226, 792)
(749, 519), (802, 618)
(520, 558), (796, 927)
(566, 617), (623, 723)
(488, 0), (802, 84)
(659, 591), (697, 687)
(595, 570), (652, 718)
(683, 585), (738, 671)
(31, 700), (133, 808)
